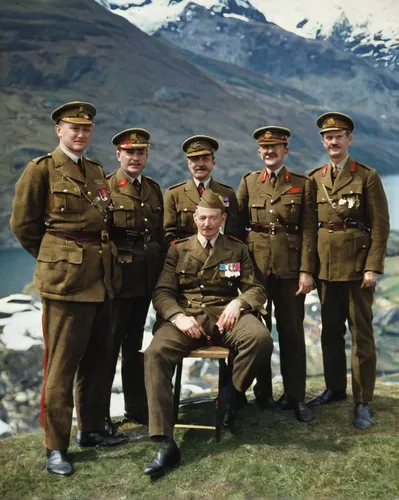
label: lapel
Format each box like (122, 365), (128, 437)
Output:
(115, 168), (140, 199)
(321, 162), (333, 191)
(256, 169), (274, 197)
(202, 234), (234, 270)
(186, 235), (206, 265)
(185, 179), (201, 204)
(331, 156), (354, 194)
(52, 146), (85, 183)
(140, 176), (151, 202)
(270, 166), (293, 204)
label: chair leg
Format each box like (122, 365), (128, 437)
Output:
(216, 358), (226, 442)
(173, 361), (183, 424)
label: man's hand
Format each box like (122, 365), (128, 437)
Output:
(361, 271), (378, 289)
(295, 271), (315, 296)
(216, 299), (242, 334)
(173, 314), (202, 338)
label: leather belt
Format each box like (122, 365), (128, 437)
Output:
(47, 229), (106, 243)
(319, 221), (370, 233)
(111, 227), (151, 244)
(250, 223), (299, 235)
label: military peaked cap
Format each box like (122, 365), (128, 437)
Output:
(112, 128), (151, 149)
(316, 112), (355, 134)
(51, 101), (96, 124)
(253, 126), (291, 145)
(182, 135), (219, 158)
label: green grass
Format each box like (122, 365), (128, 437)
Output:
(1, 382), (398, 500)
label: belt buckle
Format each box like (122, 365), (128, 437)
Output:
(269, 222), (276, 235)
(328, 221), (334, 233)
(101, 230), (109, 244)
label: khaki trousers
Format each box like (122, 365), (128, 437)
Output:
(145, 313), (273, 438)
(41, 299), (111, 450)
(318, 280), (376, 402)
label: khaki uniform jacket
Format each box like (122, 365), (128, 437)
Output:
(163, 178), (242, 242)
(237, 166), (317, 279)
(10, 146), (117, 301)
(107, 168), (165, 298)
(309, 157), (390, 281)
(152, 233), (266, 334)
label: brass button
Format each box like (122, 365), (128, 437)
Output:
(61, 207), (65, 212)
(144, 229), (149, 233)
(119, 205), (124, 209)
(182, 270), (185, 274)
(99, 250), (102, 255)
(87, 191), (92, 196)
(291, 199), (294, 203)
(63, 189), (68, 192)
(141, 203), (144, 207)
(271, 200), (273, 203)
(200, 285), (204, 289)
(144, 218), (148, 222)
(184, 208), (188, 212)
(269, 210), (273, 214)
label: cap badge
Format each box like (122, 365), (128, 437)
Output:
(326, 118), (336, 125)
(130, 133), (138, 142)
(77, 106), (90, 119)
(264, 131), (272, 139)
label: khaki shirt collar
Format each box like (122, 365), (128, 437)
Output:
(197, 233), (219, 249)
(332, 156), (349, 171)
(59, 144), (82, 164)
(266, 164), (285, 177)
(193, 177), (211, 189)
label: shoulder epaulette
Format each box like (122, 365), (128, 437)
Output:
(354, 161), (372, 171)
(213, 180), (234, 190)
(145, 176), (161, 188)
(85, 157), (103, 167)
(227, 235), (243, 244)
(33, 153), (52, 164)
(173, 237), (190, 244)
(307, 166), (324, 177)
(105, 170), (117, 180)
(168, 181), (186, 191)
(290, 171), (307, 179)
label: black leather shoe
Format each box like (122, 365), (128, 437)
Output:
(76, 430), (128, 447)
(124, 410), (149, 426)
(144, 438), (181, 476)
(104, 417), (117, 435)
(353, 403), (374, 429)
(46, 449), (73, 477)
(293, 402), (313, 422)
(307, 389), (347, 406)
(276, 393), (295, 411)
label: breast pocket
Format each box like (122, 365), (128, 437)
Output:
(316, 191), (329, 221)
(250, 197), (267, 223)
(177, 202), (195, 229)
(112, 196), (136, 227)
(148, 200), (162, 229)
(339, 183), (364, 216)
(281, 194), (302, 222)
(51, 180), (83, 213)
(175, 259), (198, 286)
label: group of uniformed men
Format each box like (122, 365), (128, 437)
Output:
(10, 101), (390, 478)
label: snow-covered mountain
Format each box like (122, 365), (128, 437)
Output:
(96, 0), (399, 71)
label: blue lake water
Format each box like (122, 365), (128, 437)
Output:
(0, 175), (397, 298)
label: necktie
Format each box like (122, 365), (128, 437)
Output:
(198, 183), (205, 197)
(76, 158), (84, 175)
(133, 178), (141, 193)
(332, 165), (339, 183)
(205, 240), (212, 256)
(270, 172), (277, 188)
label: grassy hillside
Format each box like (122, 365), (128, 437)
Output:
(1, 382), (398, 500)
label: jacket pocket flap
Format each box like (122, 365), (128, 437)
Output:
(112, 196), (135, 211)
(177, 201), (195, 213)
(281, 194), (302, 205)
(38, 245), (83, 264)
(51, 180), (81, 197)
(175, 259), (198, 275)
(251, 197), (266, 208)
(340, 183), (363, 196)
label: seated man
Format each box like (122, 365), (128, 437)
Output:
(144, 189), (273, 476)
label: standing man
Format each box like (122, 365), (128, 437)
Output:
(237, 126), (317, 422)
(10, 102), (126, 478)
(308, 112), (390, 429)
(163, 135), (242, 243)
(105, 128), (165, 428)
(144, 189), (273, 476)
